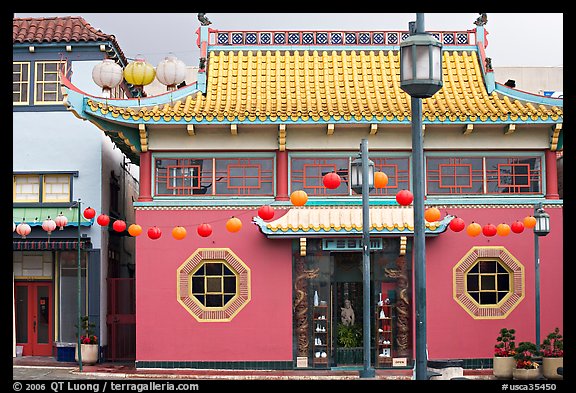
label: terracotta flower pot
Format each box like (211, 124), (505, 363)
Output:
(542, 357), (563, 380)
(493, 356), (516, 379)
(75, 344), (99, 365)
(513, 367), (541, 380)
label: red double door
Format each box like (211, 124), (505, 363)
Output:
(14, 282), (53, 356)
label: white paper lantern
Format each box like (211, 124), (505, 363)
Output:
(42, 216), (57, 235)
(156, 55), (187, 91)
(16, 221), (31, 239)
(92, 59), (123, 97)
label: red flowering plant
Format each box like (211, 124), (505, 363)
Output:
(76, 316), (98, 345)
(513, 341), (540, 369)
(494, 328), (517, 357)
(541, 327), (563, 358)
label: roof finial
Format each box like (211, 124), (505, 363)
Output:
(474, 13), (488, 26)
(197, 13), (212, 26)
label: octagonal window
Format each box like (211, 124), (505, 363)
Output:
(191, 261), (238, 307)
(177, 248), (250, 322)
(453, 246), (524, 319)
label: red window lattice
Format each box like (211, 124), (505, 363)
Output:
(427, 156), (541, 195)
(155, 158), (273, 196)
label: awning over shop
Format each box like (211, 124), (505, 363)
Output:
(12, 207), (93, 227)
(13, 238), (92, 251)
(253, 205), (453, 238)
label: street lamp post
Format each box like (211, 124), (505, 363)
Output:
(350, 139), (375, 379)
(72, 198), (83, 372)
(399, 13), (443, 380)
(533, 203), (550, 350)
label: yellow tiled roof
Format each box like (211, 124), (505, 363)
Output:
(86, 49), (562, 123)
(260, 205), (443, 233)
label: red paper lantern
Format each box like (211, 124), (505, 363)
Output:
(226, 217), (242, 233)
(128, 224), (143, 237)
(16, 221), (32, 239)
(466, 222), (482, 237)
(523, 216), (537, 229)
(511, 221), (525, 234)
(147, 226), (162, 240)
(395, 189), (414, 206)
(482, 223), (497, 237)
(55, 213), (68, 230)
(496, 223), (511, 236)
(172, 226), (187, 240)
(258, 205), (275, 220)
(197, 223), (212, 237)
(290, 190), (308, 206)
(83, 207), (96, 219)
(449, 217), (466, 232)
(424, 207), (441, 222)
(112, 220), (126, 232)
(323, 172), (341, 189)
(96, 214), (110, 226)
(42, 216), (57, 235)
(374, 171), (389, 188)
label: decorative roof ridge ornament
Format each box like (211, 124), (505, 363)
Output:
(474, 13), (488, 27)
(198, 13), (212, 26)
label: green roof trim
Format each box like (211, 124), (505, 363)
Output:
(13, 207), (93, 227)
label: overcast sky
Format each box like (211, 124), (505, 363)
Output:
(14, 13), (563, 68)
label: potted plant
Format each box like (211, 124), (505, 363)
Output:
(513, 341), (541, 380)
(74, 316), (99, 365)
(540, 327), (563, 380)
(493, 328), (517, 379)
(336, 323), (363, 364)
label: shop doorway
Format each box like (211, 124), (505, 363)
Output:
(14, 281), (53, 356)
(332, 252), (367, 366)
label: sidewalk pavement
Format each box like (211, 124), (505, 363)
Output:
(13, 356), (496, 380)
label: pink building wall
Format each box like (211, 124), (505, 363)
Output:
(424, 206), (563, 360)
(135, 208), (293, 362)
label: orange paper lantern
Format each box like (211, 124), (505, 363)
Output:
(172, 226), (187, 240)
(466, 222), (482, 237)
(290, 190), (308, 206)
(523, 216), (537, 229)
(226, 217), (242, 233)
(374, 171), (389, 188)
(128, 224), (143, 236)
(424, 207), (441, 222)
(496, 223), (511, 236)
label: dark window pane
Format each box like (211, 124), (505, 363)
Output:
(223, 294), (235, 304)
(480, 292), (497, 304)
(481, 275), (496, 290)
(206, 294), (222, 307)
(194, 294), (205, 305)
(223, 277), (236, 293)
(193, 265), (205, 276)
(497, 263), (507, 273)
(469, 264), (479, 274)
(467, 275), (479, 291)
(205, 263), (222, 276)
(191, 277), (204, 293)
(497, 274), (510, 291)
(479, 261), (496, 273)
(469, 292), (480, 303)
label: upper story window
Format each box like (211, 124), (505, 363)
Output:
(154, 157), (274, 197)
(290, 156), (410, 196)
(13, 173), (72, 204)
(34, 61), (66, 105)
(13, 62), (30, 105)
(426, 155), (542, 195)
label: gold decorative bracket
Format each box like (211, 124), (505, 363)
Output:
(231, 124), (238, 135)
(504, 124), (516, 135)
(187, 124), (195, 136)
(300, 237), (307, 256)
(550, 124), (562, 151)
(278, 124), (287, 151)
(327, 123), (334, 136)
(463, 124), (474, 135)
(370, 124), (378, 135)
(138, 124), (148, 152)
(399, 236), (407, 256)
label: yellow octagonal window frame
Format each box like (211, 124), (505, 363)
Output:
(453, 246), (525, 319)
(177, 248), (251, 322)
